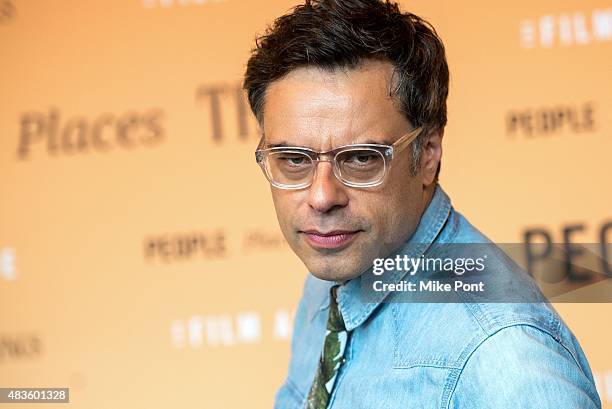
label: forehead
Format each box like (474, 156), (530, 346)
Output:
(262, 60), (409, 148)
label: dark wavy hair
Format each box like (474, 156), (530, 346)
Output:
(243, 0), (449, 175)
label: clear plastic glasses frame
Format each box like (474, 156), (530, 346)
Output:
(254, 127), (422, 189)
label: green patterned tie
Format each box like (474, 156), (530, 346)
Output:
(305, 285), (349, 409)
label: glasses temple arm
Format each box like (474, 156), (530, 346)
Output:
(392, 127), (423, 154)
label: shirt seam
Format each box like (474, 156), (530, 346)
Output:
(441, 323), (589, 409)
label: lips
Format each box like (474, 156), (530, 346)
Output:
(301, 230), (361, 250)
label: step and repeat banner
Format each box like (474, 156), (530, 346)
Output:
(1, 0), (610, 407)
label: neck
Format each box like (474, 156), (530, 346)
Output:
(421, 182), (437, 214)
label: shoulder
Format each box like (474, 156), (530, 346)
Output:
(389, 296), (569, 370)
(389, 299), (599, 407)
(448, 311), (601, 408)
(461, 301), (591, 375)
(424, 207), (594, 375)
(412, 207), (601, 407)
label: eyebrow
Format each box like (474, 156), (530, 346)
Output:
(266, 141), (295, 149)
(265, 139), (392, 149)
(364, 138), (392, 145)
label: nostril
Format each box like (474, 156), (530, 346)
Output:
(307, 164), (349, 213)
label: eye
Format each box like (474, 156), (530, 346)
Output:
(352, 153), (376, 164)
(286, 156), (305, 166)
(272, 152), (312, 172)
(277, 154), (307, 166)
(338, 150), (384, 174)
(346, 152), (378, 165)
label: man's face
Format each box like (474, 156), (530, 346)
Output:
(262, 60), (436, 282)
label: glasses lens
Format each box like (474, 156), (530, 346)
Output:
(336, 148), (386, 185)
(266, 150), (314, 187)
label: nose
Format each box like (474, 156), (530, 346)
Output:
(307, 162), (349, 213)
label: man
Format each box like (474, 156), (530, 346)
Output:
(243, 0), (601, 408)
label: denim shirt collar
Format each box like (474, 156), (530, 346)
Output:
(311, 184), (452, 331)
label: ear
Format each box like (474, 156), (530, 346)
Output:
(420, 129), (444, 186)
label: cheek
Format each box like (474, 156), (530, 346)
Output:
(271, 190), (303, 231)
(374, 196), (406, 240)
(375, 172), (421, 237)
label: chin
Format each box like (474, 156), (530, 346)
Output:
(304, 259), (366, 283)
(309, 270), (357, 283)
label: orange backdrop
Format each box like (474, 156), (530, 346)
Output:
(1, 0), (611, 407)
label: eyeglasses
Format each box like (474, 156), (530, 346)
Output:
(254, 127), (422, 189)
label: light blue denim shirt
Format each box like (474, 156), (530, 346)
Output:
(274, 185), (601, 408)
